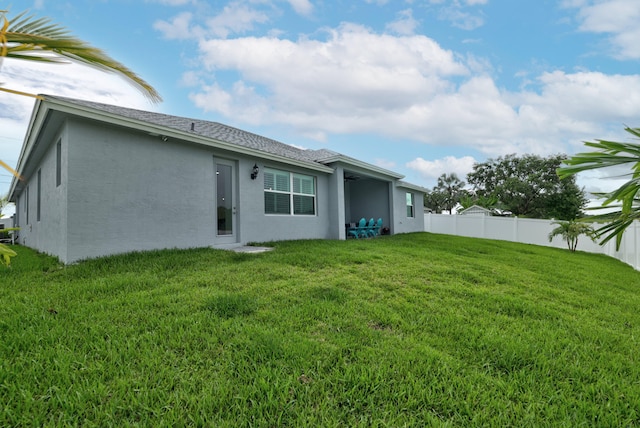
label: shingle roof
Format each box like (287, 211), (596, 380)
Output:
(44, 95), (408, 180)
(47, 95), (325, 165)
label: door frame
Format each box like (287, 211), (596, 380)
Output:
(214, 157), (239, 246)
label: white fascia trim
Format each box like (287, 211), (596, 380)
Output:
(8, 98), (48, 200)
(318, 154), (404, 179)
(44, 98), (336, 175)
(396, 180), (429, 193)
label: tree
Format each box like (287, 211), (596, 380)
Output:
(434, 173), (465, 214)
(558, 126), (640, 250)
(424, 189), (447, 214)
(0, 9), (161, 102)
(467, 153), (587, 219)
(0, 9), (162, 179)
(458, 193), (499, 211)
(548, 220), (597, 252)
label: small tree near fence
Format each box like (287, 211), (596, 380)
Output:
(548, 220), (597, 252)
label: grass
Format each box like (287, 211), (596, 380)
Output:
(1, 232), (639, 426)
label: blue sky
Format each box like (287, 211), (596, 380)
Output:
(2, 0), (640, 214)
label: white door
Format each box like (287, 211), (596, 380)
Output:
(214, 158), (238, 245)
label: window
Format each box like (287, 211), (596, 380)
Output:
(56, 140), (61, 187)
(37, 169), (41, 222)
(264, 168), (316, 215)
(406, 192), (415, 218)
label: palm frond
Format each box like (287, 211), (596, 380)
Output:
(1, 10), (161, 103)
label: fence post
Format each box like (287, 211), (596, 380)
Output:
(425, 213), (639, 271)
(453, 214), (457, 235)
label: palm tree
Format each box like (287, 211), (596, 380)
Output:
(548, 220), (597, 252)
(0, 9), (161, 102)
(558, 126), (640, 249)
(0, 9), (162, 178)
(435, 173), (465, 214)
(0, 9), (162, 265)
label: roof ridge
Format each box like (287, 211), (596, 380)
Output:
(43, 94), (317, 163)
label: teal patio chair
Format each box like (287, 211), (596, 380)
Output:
(364, 218), (376, 237)
(348, 218), (368, 239)
(370, 218), (383, 237)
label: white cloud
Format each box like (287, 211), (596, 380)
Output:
(438, 6), (484, 30)
(529, 71), (640, 122)
(182, 21), (640, 158)
(146, 0), (196, 5)
(0, 59), (157, 196)
(287, 0), (314, 16)
(205, 2), (270, 38)
(191, 23), (468, 128)
(431, 0), (486, 30)
(154, 2), (270, 40)
(386, 9), (419, 36)
(406, 156), (477, 181)
(154, 12), (205, 40)
(570, 0), (640, 59)
(375, 158), (397, 170)
(577, 167), (631, 195)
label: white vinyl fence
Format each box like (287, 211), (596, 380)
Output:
(424, 213), (640, 271)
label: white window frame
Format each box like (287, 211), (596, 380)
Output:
(264, 168), (316, 216)
(406, 192), (415, 218)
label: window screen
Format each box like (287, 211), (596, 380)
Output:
(264, 168), (315, 215)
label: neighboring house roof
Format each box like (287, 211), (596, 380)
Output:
(458, 204), (492, 215)
(10, 95), (417, 199)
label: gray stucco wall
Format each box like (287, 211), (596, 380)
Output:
(17, 117), (335, 263)
(239, 158), (332, 244)
(392, 185), (425, 234)
(64, 119), (221, 262)
(13, 126), (68, 261)
(14, 112), (424, 263)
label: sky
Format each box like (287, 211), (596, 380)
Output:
(2, 0), (640, 216)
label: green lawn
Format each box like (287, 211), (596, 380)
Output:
(1, 233), (639, 426)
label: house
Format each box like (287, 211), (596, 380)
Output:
(458, 204), (492, 216)
(8, 95), (427, 264)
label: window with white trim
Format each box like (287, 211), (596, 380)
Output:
(406, 192), (415, 218)
(264, 168), (316, 215)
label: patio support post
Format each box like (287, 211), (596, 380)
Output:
(328, 165), (346, 240)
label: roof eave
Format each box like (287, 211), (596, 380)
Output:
(396, 180), (429, 193)
(18, 97), (335, 178)
(318, 154), (404, 179)
(8, 97), (47, 201)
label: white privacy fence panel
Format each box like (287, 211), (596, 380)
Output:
(424, 213), (640, 271)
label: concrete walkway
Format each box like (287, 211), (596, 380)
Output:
(230, 246), (274, 254)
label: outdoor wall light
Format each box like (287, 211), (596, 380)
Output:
(251, 163), (259, 180)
